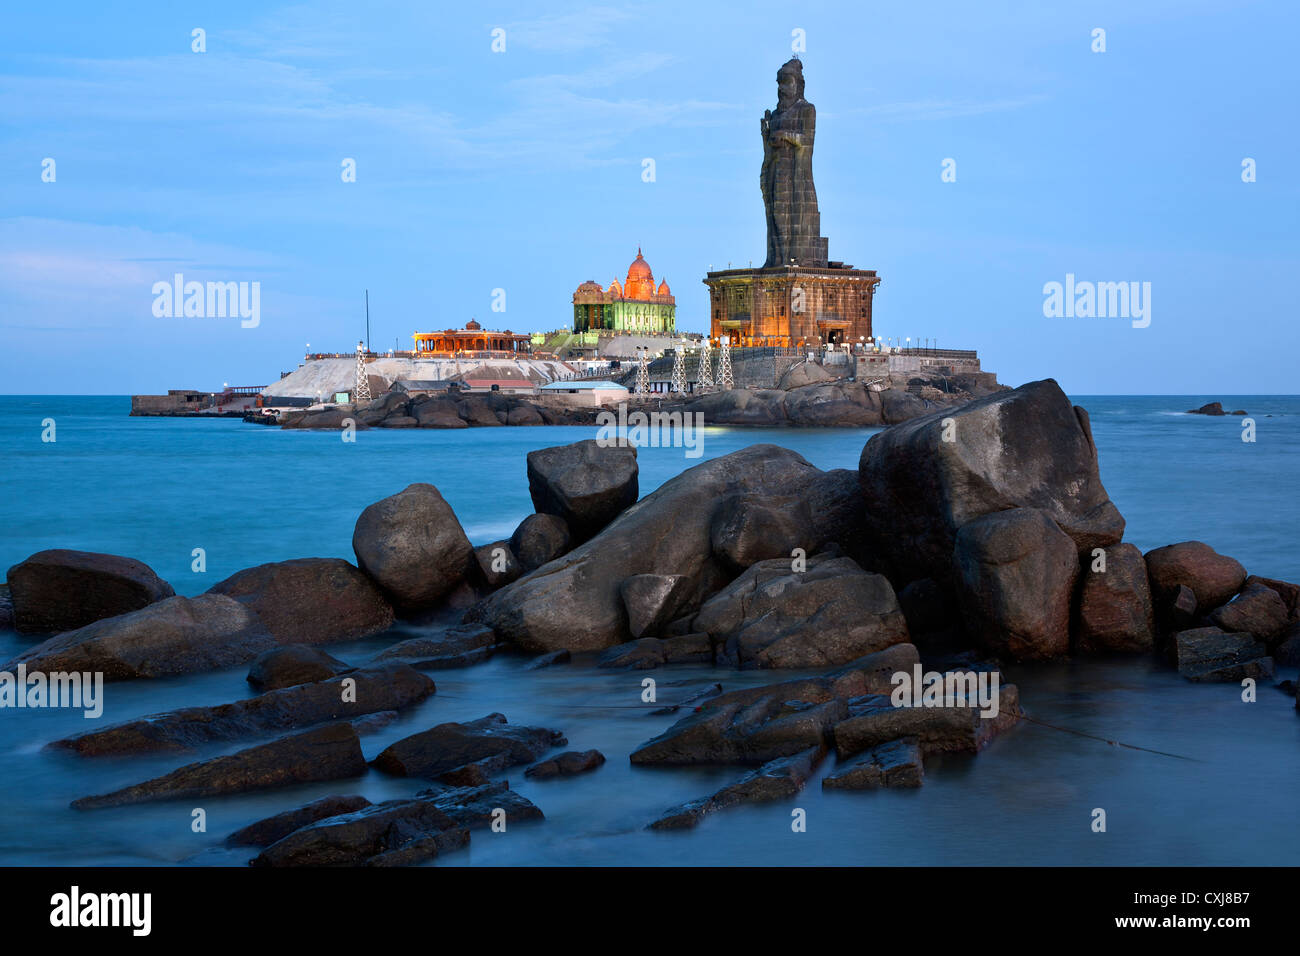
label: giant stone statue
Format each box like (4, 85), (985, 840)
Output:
(761, 58), (829, 269)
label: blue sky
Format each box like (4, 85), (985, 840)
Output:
(1, 0), (1296, 394)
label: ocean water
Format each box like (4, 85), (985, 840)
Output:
(0, 394), (1297, 866)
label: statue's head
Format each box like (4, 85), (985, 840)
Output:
(776, 58), (805, 106)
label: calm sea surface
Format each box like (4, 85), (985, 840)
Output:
(0, 394), (1296, 865)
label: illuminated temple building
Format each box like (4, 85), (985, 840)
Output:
(412, 319), (531, 355)
(572, 248), (676, 334)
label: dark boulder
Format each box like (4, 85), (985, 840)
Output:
(1274, 622), (1300, 668)
(524, 749), (606, 779)
(4, 594), (273, 681)
(526, 439), (639, 543)
(632, 695), (847, 767)
(1208, 582), (1290, 643)
(879, 389), (930, 425)
(474, 540), (522, 589)
(282, 408), (362, 430)
(351, 483), (476, 614)
(372, 713), (565, 780)
(466, 445), (823, 652)
(1072, 542), (1157, 653)
(506, 405), (544, 426)
(72, 723), (368, 809)
(209, 558), (394, 645)
(1145, 542), (1247, 613)
(6, 549), (175, 634)
(510, 513), (572, 573)
(1188, 402), (1226, 416)
(685, 389), (789, 426)
(694, 554), (909, 669)
(953, 508), (1079, 661)
(226, 795), (372, 847)
(247, 644), (352, 691)
(253, 797), (465, 867)
(858, 379), (1124, 584)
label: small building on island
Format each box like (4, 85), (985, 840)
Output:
(539, 380), (630, 407)
(413, 319), (532, 355)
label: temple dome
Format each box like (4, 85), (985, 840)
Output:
(624, 247), (655, 299)
(657, 279), (671, 296)
(465, 319), (481, 330)
(608, 278), (622, 295)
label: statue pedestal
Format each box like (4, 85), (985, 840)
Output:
(702, 264), (880, 349)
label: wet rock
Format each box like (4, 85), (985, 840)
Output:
(72, 723), (368, 810)
(953, 508), (1079, 661)
(822, 737), (924, 790)
(1208, 582), (1290, 643)
(524, 749), (606, 779)
(798, 469), (873, 569)
(696, 554), (909, 669)
(830, 683), (1021, 759)
(709, 493), (815, 573)
(526, 439), (639, 543)
(524, 649), (570, 670)
(621, 574), (693, 639)
(1072, 542), (1156, 654)
(380, 415), (419, 428)
(467, 445), (822, 652)
(684, 388), (790, 426)
(209, 558), (394, 646)
(370, 623), (499, 669)
(778, 361), (835, 389)
(879, 389), (930, 425)
(1188, 401), (1225, 416)
(457, 396), (504, 427)
(896, 577), (963, 647)
(475, 540), (521, 589)
(649, 747), (823, 829)
(51, 662), (435, 756)
(247, 645), (352, 691)
(253, 797), (466, 867)
(226, 795), (372, 848)
(599, 637), (671, 669)
(5, 594), (273, 682)
(0, 584), (11, 631)
(1273, 622), (1300, 667)
(1145, 542), (1247, 614)
(351, 484), (477, 614)
(1162, 584), (1200, 634)
(510, 513), (572, 573)
(6, 549), (175, 634)
(632, 696), (847, 767)
(649, 682), (724, 716)
(413, 780), (545, 830)
(858, 379), (1124, 584)
(506, 405), (544, 426)
(1172, 627), (1273, 682)
(372, 713), (565, 780)
(282, 408), (362, 430)
(1244, 575), (1300, 619)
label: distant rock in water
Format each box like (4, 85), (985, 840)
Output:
(6, 549), (175, 634)
(1187, 401), (1247, 416)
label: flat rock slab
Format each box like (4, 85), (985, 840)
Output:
(51, 662), (435, 757)
(372, 713), (566, 780)
(1173, 627), (1274, 682)
(650, 747), (823, 830)
(370, 624), (499, 670)
(6, 548), (175, 634)
(831, 685), (1021, 760)
(72, 723), (368, 810)
(226, 795), (373, 848)
(524, 750), (606, 779)
(822, 737), (924, 790)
